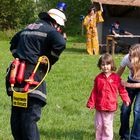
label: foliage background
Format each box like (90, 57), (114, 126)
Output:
(0, 0), (92, 41)
(0, 0), (90, 31)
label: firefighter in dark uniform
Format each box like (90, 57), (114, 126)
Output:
(6, 6), (67, 140)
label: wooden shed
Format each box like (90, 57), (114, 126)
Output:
(92, 0), (140, 7)
(91, 0), (140, 45)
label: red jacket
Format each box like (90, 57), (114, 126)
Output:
(87, 72), (130, 111)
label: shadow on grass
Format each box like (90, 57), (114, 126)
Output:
(40, 129), (93, 139)
(65, 48), (86, 54)
(40, 129), (119, 139)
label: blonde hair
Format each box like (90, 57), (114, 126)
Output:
(129, 44), (140, 79)
(97, 53), (116, 71)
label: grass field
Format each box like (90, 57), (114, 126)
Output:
(0, 37), (131, 140)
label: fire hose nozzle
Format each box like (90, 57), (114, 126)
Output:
(39, 56), (48, 64)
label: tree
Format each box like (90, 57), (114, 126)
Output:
(0, 0), (35, 29)
(0, 0), (91, 30)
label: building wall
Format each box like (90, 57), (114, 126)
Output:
(97, 23), (103, 43)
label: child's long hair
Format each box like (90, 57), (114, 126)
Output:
(129, 44), (140, 79)
(97, 53), (116, 71)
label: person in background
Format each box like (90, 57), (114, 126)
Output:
(83, 2), (104, 55)
(110, 21), (132, 37)
(117, 44), (140, 140)
(86, 53), (130, 140)
(5, 6), (67, 140)
(109, 21), (133, 54)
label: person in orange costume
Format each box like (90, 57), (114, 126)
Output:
(83, 2), (104, 55)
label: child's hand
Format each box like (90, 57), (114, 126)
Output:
(88, 107), (92, 111)
(121, 79), (128, 87)
(125, 101), (130, 107)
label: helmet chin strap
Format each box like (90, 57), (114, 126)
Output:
(49, 21), (56, 28)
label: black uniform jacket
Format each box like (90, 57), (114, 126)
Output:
(6, 20), (66, 106)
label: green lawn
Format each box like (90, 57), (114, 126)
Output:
(0, 38), (131, 140)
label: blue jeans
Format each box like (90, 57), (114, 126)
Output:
(119, 80), (140, 140)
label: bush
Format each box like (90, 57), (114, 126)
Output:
(0, 29), (18, 41)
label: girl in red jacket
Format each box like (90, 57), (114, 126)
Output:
(86, 53), (130, 140)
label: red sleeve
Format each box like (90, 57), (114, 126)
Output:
(86, 79), (97, 109)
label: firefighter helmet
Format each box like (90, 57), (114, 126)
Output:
(48, 8), (66, 26)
